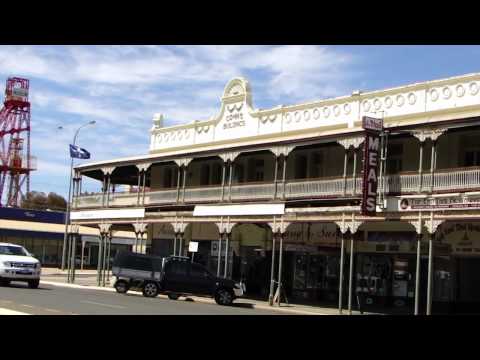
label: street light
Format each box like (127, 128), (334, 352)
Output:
(61, 120), (96, 271)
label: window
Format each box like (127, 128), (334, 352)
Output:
(254, 159), (264, 182)
(247, 158), (264, 182)
(310, 152), (323, 178)
(211, 163), (223, 185)
(234, 163), (244, 183)
(387, 143), (403, 174)
(295, 154), (308, 179)
(163, 168), (172, 188)
(200, 164), (210, 185)
(166, 261), (188, 276)
(0, 245), (29, 256)
(190, 264), (210, 278)
(124, 256), (152, 271)
(464, 149), (480, 167)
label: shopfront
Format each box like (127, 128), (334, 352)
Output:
(274, 223), (342, 305)
(435, 221), (480, 313)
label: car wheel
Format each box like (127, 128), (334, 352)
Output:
(0, 279), (10, 287)
(168, 293), (180, 300)
(114, 280), (129, 294)
(142, 282), (159, 298)
(215, 288), (234, 306)
(28, 279), (40, 289)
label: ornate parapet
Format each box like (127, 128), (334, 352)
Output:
(148, 73), (480, 156)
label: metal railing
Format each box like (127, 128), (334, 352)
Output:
(230, 182), (276, 201)
(184, 185), (222, 203)
(72, 166), (480, 209)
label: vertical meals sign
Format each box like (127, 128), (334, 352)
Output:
(361, 116), (383, 216)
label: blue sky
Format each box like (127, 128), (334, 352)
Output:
(0, 45), (479, 199)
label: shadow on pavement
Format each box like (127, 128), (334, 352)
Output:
(231, 302), (255, 309)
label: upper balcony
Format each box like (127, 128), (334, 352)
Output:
(73, 165), (480, 210)
(73, 122), (480, 211)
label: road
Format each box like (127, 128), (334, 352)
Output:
(0, 281), (284, 315)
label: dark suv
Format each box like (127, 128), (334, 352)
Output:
(112, 252), (245, 306)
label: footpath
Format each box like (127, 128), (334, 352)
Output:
(39, 268), (375, 316)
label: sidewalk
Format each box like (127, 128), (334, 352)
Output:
(40, 269), (373, 315)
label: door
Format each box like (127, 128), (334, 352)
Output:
(292, 254), (308, 299)
(456, 257), (480, 312)
(188, 263), (215, 295)
(163, 261), (190, 293)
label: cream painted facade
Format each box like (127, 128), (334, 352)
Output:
(70, 73), (480, 313)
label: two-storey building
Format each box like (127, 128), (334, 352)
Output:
(70, 73), (480, 314)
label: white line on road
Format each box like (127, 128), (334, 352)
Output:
(43, 308), (61, 313)
(20, 304), (35, 309)
(0, 307), (29, 315)
(81, 300), (125, 309)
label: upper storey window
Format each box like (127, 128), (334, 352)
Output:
(387, 143), (403, 174)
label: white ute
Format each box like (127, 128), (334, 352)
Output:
(0, 243), (41, 288)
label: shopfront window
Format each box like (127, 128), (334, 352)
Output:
(356, 255), (392, 300)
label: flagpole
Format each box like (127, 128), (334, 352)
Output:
(61, 121), (96, 271)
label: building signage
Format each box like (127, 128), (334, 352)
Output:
(399, 196), (480, 211)
(12, 87), (28, 97)
(70, 208), (145, 220)
(210, 240), (232, 256)
(188, 241), (199, 253)
(193, 203), (285, 216)
(224, 112), (245, 129)
(361, 116), (383, 216)
(362, 116), (383, 132)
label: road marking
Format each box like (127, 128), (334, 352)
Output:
(81, 300), (125, 309)
(0, 307), (30, 315)
(41, 280), (331, 315)
(43, 308), (61, 313)
(20, 304), (35, 309)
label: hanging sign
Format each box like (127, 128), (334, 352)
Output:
(362, 116), (384, 131)
(361, 116), (383, 216)
(188, 241), (199, 253)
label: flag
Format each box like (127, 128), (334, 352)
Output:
(69, 144), (91, 159)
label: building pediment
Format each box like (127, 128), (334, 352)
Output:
(145, 73), (480, 156)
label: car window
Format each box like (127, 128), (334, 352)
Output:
(0, 245), (29, 256)
(124, 256), (152, 271)
(166, 261), (189, 276)
(190, 264), (210, 278)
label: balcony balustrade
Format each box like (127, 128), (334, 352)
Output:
(72, 166), (480, 210)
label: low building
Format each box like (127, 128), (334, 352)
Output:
(0, 207), (135, 268)
(71, 73), (480, 314)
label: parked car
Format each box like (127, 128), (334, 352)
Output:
(112, 251), (245, 305)
(0, 242), (41, 288)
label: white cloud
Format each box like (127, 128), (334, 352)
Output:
(0, 45), (361, 197)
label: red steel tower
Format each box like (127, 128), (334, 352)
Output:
(0, 77), (36, 207)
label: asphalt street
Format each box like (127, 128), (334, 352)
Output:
(0, 281), (283, 315)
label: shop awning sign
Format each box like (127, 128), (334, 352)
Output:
(399, 196), (480, 211)
(361, 116), (383, 216)
(193, 203), (285, 216)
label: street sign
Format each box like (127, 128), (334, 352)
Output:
(188, 241), (199, 253)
